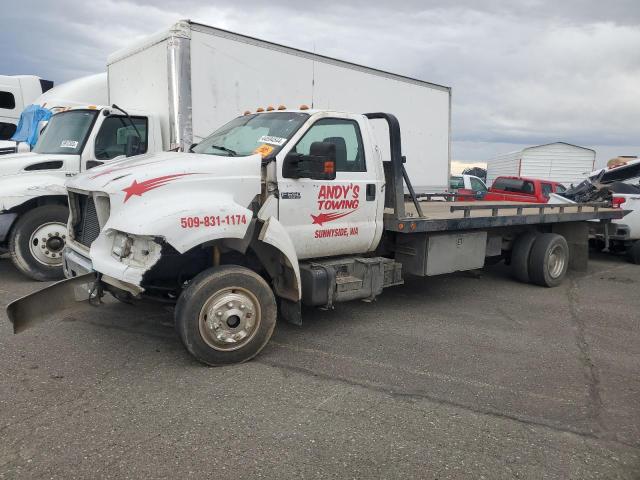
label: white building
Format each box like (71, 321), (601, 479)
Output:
(486, 142), (595, 187)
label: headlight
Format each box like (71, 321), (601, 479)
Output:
(112, 232), (133, 259)
(110, 231), (160, 267)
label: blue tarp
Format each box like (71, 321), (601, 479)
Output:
(11, 104), (52, 147)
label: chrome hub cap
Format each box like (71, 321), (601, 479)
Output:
(547, 244), (566, 279)
(29, 222), (67, 266)
(198, 287), (261, 351)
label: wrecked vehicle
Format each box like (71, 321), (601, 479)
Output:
(7, 109), (626, 366)
(550, 158), (640, 263)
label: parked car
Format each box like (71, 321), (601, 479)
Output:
(449, 174), (488, 200)
(485, 176), (566, 203)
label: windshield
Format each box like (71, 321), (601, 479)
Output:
(33, 110), (98, 155)
(192, 112), (309, 158)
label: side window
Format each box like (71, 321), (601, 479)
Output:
(449, 176), (464, 189)
(522, 181), (535, 194)
(292, 118), (365, 172)
(94, 116), (148, 160)
(541, 183), (553, 198)
(0, 122), (16, 140)
(0, 91), (16, 110)
(470, 177), (487, 192)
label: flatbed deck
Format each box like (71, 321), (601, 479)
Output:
(384, 201), (626, 233)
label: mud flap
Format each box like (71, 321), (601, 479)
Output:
(7, 273), (97, 334)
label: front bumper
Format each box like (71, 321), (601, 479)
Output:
(64, 241), (146, 296)
(0, 212), (18, 243)
(63, 247), (94, 277)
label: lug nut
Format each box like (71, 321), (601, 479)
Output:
(240, 304), (246, 310)
(48, 233), (52, 237)
(216, 311), (223, 317)
(227, 302), (233, 308)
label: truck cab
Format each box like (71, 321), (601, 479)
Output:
(0, 105), (162, 280)
(485, 176), (566, 203)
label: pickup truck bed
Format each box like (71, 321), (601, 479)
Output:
(384, 201), (624, 233)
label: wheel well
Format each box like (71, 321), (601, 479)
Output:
(8, 196), (68, 216)
(140, 238), (297, 302)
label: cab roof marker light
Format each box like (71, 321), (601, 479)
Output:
(266, 105), (275, 111)
(243, 110), (251, 115)
(256, 107), (265, 112)
(277, 105), (287, 110)
(299, 104), (310, 110)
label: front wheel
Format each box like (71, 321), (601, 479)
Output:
(9, 204), (69, 281)
(175, 265), (277, 366)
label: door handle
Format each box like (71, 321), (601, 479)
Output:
(366, 183), (376, 201)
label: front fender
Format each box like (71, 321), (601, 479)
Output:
(0, 172), (69, 211)
(104, 190), (256, 254)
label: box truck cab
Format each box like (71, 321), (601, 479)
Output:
(0, 105), (163, 280)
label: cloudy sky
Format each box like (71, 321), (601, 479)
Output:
(3, 0), (640, 168)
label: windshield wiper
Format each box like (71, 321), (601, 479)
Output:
(209, 145), (237, 156)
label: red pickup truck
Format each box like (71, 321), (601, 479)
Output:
(484, 176), (567, 203)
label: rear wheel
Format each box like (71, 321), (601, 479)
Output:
(175, 265), (277, 366)
(528, 233), (569, 287)
(510, 232), (538, 283)
(627, 240), (640, 264)
(9, 204), (68, 281)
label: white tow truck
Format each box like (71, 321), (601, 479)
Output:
(8, 109), (625, 366)
(0, 19), (451, 281)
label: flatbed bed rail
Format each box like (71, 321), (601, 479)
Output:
(449, 202), (608, 218)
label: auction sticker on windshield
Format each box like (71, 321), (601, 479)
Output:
(60, 140), (79, 149)
(258, 135), (286, 146)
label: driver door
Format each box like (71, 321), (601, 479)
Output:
(277, 115), (380, 260)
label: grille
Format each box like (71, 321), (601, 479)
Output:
(73, 194), (101, 248)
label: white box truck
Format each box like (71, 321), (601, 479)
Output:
(0, 19), (450, 281)
(0, 75), (54, 154)
(486, 142), (595, 187)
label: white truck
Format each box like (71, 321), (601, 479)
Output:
(8, 109), (624, 367)
(0, 75), (54, 154)
(0, 19), (451, 281)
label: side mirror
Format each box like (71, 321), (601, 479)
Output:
(125, 135), (141, 157)
(282, 141), (336, 180)
(188, 142), (198, 152)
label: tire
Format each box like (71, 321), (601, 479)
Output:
(528, 233), (569, 287)
(627, 240), (640, 265)
(9, 204), (69, 281)
(175, 265), (277, 366)
(510, 232), (538, 283)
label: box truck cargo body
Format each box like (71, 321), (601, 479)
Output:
(486, 142), (595, 187)
(107, 20), (451, 193)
